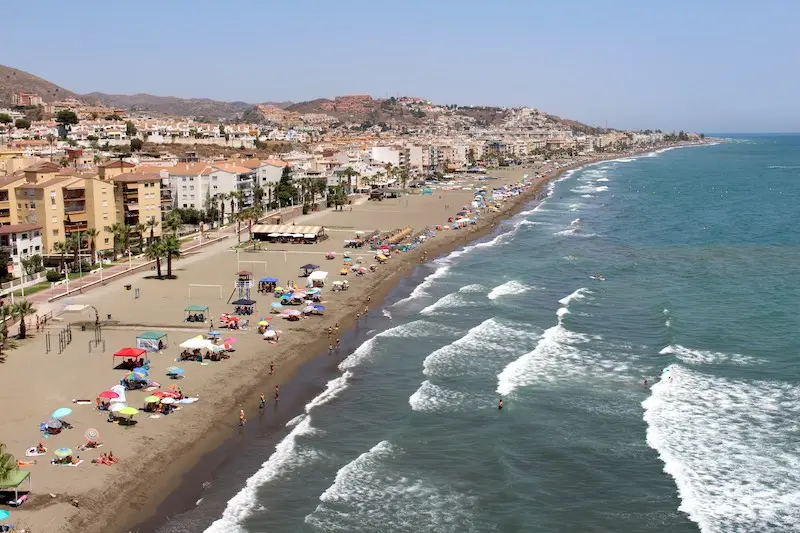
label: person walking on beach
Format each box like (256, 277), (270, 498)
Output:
(335, 338), (341, 351)
(364, 305), (368, 315)
(269, 361), (274, 375)
(239, 409), (247, 426)
(275, 385), (280, 401)
(356, 312), (360, 322)
(328, 344), (333, 355)
(259, 394), (266, 409)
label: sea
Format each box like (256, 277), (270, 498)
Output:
(154, 136), (800, 533)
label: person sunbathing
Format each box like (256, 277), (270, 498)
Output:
(107, 451), (118, 463)
(36, 441), (46, 454)
(17, 459), (37, 466)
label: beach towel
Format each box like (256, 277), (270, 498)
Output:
(72, 399), (92, 405)
(177, 398), (199, 404)
(148, 414), (162, 419)
(53, 460), (83, 467)
(144, 386), (158, 392)
(25, 447), (46, 457)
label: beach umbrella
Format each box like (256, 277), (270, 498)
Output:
(307, 288), (320, 294)
(271, 302), (283, 309)
(132, 367), (149, 376)
(124, 372), (144, 381)
(119, 407), (139, 416)
(85, 428), (100, 442)
(208, 331), (220, 337)
(0, 509), (9, 521)
(263, 330), (277, 338)
(302, 306), (315, 314)
(223, 337), (238, 344)
(144, 396), (160, 404)
(110, 403), (127, 412)
(314, 305), (325, 312)
(54, 447), (73, 459)
(258, 320), (269, 326)
(97, 390), (119, 400)
(46, 419), (62, 429)
(160, 397), (176, 405)
(293, 292), (307, 299)
(167, 367), (184, 376)
(51, 407), (72, 419)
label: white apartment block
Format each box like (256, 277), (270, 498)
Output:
(0, 224), (44, 279)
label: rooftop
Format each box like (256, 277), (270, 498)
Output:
(0, 223), (43, 235)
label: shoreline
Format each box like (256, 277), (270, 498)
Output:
(35, 143), (703, 533)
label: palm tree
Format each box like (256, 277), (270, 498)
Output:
(162, 235), (181, 278)
(145, 217), (159, 244)
(384, 163), (397, 187)
(133, 223), (147, 249)
(340, 167), (359, 194)
(0, 303), (12, 346)
(229, 191), (238, 218)
(399, 169), (410, 190)
(12, 300), (35, 339)
(145, 241), (164, 278)
(218, 192), (229, 225)
(0, 442), (17, 482)
(253, 185), (265, 213)
(109, 222), (125, 260)
(163, 214), (181, 236)
(84, 227), (98, 265)
(52, 241), (67, 273)
(67, 233), (82, 270)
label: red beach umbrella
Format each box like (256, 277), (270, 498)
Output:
(97, 390), (119, 399)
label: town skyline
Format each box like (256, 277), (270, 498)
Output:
(4, 0), (799, 133)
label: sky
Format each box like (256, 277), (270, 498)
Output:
(4, 0), (800, 132)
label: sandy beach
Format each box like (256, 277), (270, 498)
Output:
(0, 153), (653, 533)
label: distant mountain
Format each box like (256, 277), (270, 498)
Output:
(0, 64), (81, 104)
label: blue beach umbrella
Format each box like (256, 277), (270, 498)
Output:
(313, 305), (325, 311)
(166, 367), (185, 376)
(51, 407), (72, 419)
(0, 509), (9, 520)
(208, 331), (220, 337)
(54, 447), (72, 458)
(46, 419), (62, 429)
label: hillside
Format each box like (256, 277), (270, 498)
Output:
(0, 64), (80, 104)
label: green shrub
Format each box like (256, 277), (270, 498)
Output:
(46, 269), (62, 282)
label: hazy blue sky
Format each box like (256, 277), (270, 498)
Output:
(4, 0), (799, 132)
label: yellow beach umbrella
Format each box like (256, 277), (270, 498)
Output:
(119, 407), (139, 416)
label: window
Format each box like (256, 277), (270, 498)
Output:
(183, 203), (188, 208)
(52, 229), (58, 235)
(22, 248), (28, 254)
(50, 191), (56, 205)
(102, 189), (107, 195)
(103, 213), (108, 220)
(21, 233), (27, 239)
(51, 216), (57, 223)
(34, 231), (40, 237)
(104, 238), (109, 244)
(35, 245), (40, 251)
(102, 200), (108, 207)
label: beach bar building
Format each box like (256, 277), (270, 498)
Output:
(251, 224), (325, 243)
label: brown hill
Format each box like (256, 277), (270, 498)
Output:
(0, 64), (81, 104)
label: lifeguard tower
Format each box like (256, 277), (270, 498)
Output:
(236, 270), (253, 300)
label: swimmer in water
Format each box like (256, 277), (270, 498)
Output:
(498, 398), (504, 410)
(644, 379), (648, 387)
(275, 385), (280, 401)
(259, 394), (265, 409)
(239, 409), (247, 426)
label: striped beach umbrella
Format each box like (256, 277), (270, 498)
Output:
(85, 428), (100, 442)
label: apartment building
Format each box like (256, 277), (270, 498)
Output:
(110, 172), (163, 236)
(0, 224), (43, 278)
(167, 163), (213, 210)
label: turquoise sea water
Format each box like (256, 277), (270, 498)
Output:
(162, 137), (800, 533)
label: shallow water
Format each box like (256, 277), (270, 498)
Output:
(160, 137), (800, 533)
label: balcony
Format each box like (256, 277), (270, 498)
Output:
(0, 209), (10, 219)
(64, 201), (86, 214)
(64, 220), (89, 234)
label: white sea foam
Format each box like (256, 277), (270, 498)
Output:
(659, 344), (764, 366)
(662, 308), (672, 329)
(204, 416), (318, 533)
(305, 441), (476, 532)
(339, 320), (444, 370)
(569, 217), (581, 226)
(595, 186), (609, 192)
(420, 292), (468, 315)
(423, 318), (537, 378)
(768, 165), (800, 169)
(458, 283), (486, 293)
(497, 288), (619, 394)
(642, 366), (800, 532)
(381, 309), (392, 320)
(306, 371), (353, 410)
(393, 265), (451, 305)
(596, 177), (610, 182)
(559, 287), (591, 306)
(581, 194), (594, 198)
(487, 280), (533, 300)
(554, 228), (598, 238)
(409, 380), (473, 412)
(614, 157), (636, 163)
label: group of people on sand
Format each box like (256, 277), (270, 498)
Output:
(91, 451), (118, 466)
